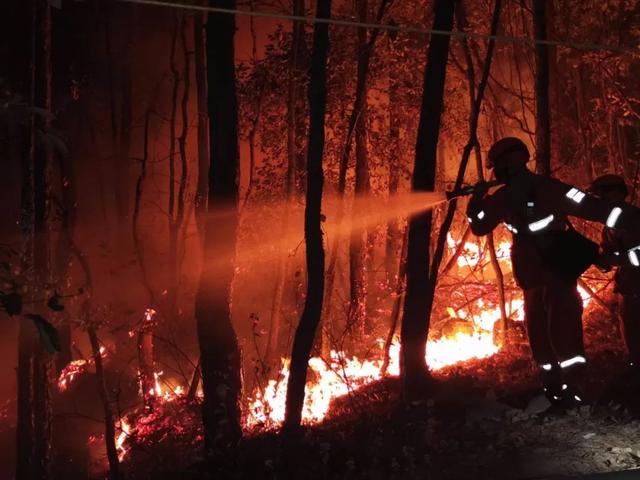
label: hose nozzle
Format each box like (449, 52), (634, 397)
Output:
(445, 180), (503, 201)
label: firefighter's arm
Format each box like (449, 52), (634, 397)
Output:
(618, 230), (640, 268)
(551, 180), (640, 231)
(595, 229), (624, 271)
(466, 186), (506, 236)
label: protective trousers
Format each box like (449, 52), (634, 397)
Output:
(621, 294), (640, 365)
(523, 276), (585, 386)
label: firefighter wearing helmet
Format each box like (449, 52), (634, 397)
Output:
(466, 137), (640, 408)
(589, 174), (640, 387)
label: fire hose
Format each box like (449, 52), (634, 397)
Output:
(445, 179), (504, 201)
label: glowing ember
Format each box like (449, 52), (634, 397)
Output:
(58, 359), (88, 392)
(144, 308), (156, 322)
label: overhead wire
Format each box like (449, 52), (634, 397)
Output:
(117, 0), (639, 55)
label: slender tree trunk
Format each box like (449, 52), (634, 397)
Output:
(574, 65), (595, 182)
(385, 76), (401, 286)
(457, 2), (508, 342)
(266, 0), (306, 363)
(533, 0), (551, 177)
(349, 0), (371, 337)
(118, 5), (133, 247)
(381, 227), (407, 375)
(53, 144), (77, 372)
(283, 0), (331, 433)
(171, 13), (191, 324)
(322, 0), (389, 345)
(16, 325), (35, 480)
(546, 0), (560, 169)
(16, 3), (37, 476)
(88, 327), (121, 480)
(422, 0), (501, 369)
(168, 13), (180, 320)
(194, 8), (209, 236)
(196, 0), (243, 454)
(400, 0), (456, 390)
(32, 1), (53, 476)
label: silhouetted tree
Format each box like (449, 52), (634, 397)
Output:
(195, 0), (243, 455)
(284, 0), (332, 432)
(533, 0), (551, 176)
(400, 0), (456, 392)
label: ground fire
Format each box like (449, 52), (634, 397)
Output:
(1, 0), (640, 479)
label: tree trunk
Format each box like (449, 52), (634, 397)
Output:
(400, 0), (456, 391)
(423, 0), (501, 366)
(348, 0), (371, 337)
(546, 0), (560, 170)
(88, 327), (122, 480)
(32, 1), (53, 477)
(381, 227), (407, 375)
(574, 65), (595, 182)
(16, 324), (35, 480)
(266, 0), (306, 363)
(16, 3), (37, 476)
(168, 13), (180, 320)
(284, 0), (331, 432)
(196, 0), (243, 454)
(457, 2), (508, 343)
(138, 310), (156, 413)
(533, 0), (551, 177)
(194, 8), (209, 236)
(385, 75), (402, 286)
(322, 0), (389, 348)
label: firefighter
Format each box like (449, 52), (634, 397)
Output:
(589, 175), (640, 384)
(466, 137), (640, 408)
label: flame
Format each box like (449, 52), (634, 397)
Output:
(245, 237), (595, 429)
(246, 328), (500, 429)
(110, 235), (599, 455)
(57, 347), (108, 392)
(116, 418), (131, 461)
(58, 359), (88, 392)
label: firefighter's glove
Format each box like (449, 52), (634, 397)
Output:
(470, 181), (491, 199)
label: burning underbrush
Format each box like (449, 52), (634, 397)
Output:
(116, 395), (204, 478)
(54, 230), (611, 476)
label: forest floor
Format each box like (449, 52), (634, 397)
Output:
(174, 307), (640, 480)
(4, 307), (640, 480)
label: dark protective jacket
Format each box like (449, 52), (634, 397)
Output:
(466, 170), (640, 289)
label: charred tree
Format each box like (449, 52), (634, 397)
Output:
(196, 0), (243, 454)
(400, 0), (456, 391)
(138, 309), (157, 413)
(533, 0), (551, 177)
(283, 0), (331, 432)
